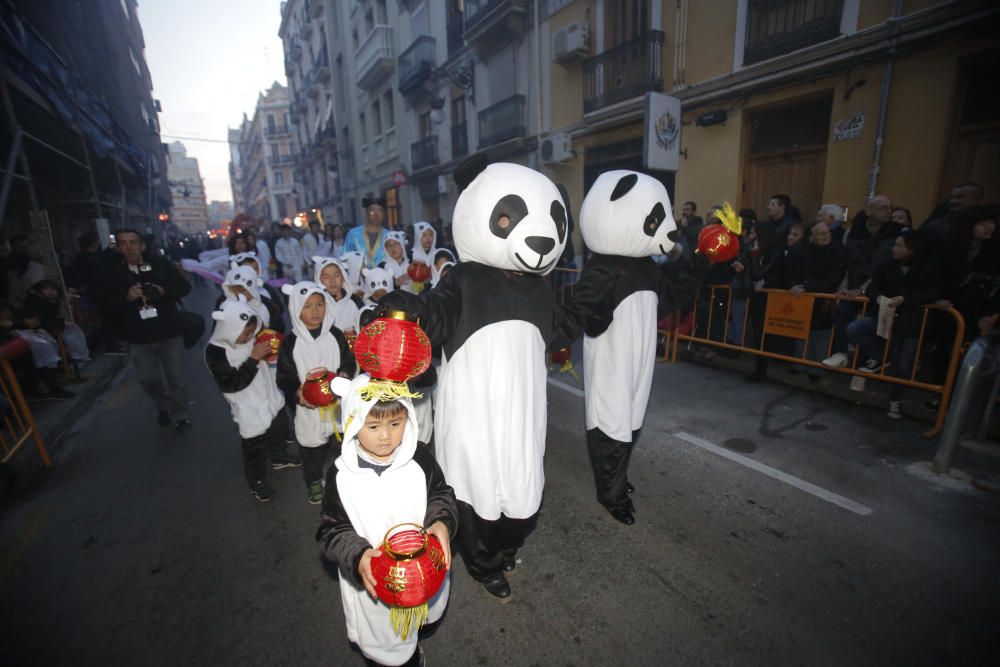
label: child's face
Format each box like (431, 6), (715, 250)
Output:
(236, 318), (257, 344)
(40, 286), (59, 300)
(230, 285), (252, 301)
(240, 258), (261, 275)
(320, 265), (344, 294)
(24, 315), (41, 329)
(386, 239), (404, 262)
(421, 229), (434, 251)
(357, 410), (406, 462)
(299, 293), (326, 329)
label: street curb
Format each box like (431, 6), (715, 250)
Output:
(43, 354), (129, 447)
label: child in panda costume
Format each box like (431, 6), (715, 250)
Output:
(573, 170), (702, 525)
(205, 297), (297, 502)
(379, 231), (414, 292)
(341, 250), (367, 298)
(410, 221), (438, 266)
(229, 251), (285, 322)
(275, 281), (356, 504)
(314, 256), (363, 336)
(215, 265), (284, 334)
(316, 374), (456, 667)
(360, 266), (395, 307)
(381, 155), (575, 600)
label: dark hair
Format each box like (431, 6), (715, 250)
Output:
(29, 279), (60, 294)
(770, 195), (791, 210)
(788, 222), (807, 242)
(739, 208), (758, 225)
(78, 231), (99, 248)
(683, 201), (697, 211)
(368, 400), (407, 421)
(115, 228), (143, 243)
(228, 233), (248, 254)
(891, 207), (913, 226)
(955, 182), (984, 198)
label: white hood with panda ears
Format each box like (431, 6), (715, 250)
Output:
(282, 281), (336, 340)
(312, 255), (351, 288)
(209, 295), (260, 350)
(451, 158), (568, 275)
(330, 374), (418, 472)
(222, 265), (263, 304)
(229, 251), (269, 281)
(360, 266), (394, 302)
(340, 250), (365, 291)
(411, 221), (437, 265)
(579, 170), (677, 258)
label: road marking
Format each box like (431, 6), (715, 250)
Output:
(547, 377), (584, 398)
(673, 431), (873, 516)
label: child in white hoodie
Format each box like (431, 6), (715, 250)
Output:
(216, 265), (284, 334)
(313, 256), (362, 337)
(317, 374), (456, 667)
(380, 231), (413, 291)
(276, 281), (356, 504)
(205, 298), (298, 502)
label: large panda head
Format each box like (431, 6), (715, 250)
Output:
(579, 170), (677, 258)
(361, 266), (394, 301)
(452, 158), (568, 275)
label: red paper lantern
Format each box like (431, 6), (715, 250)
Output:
(550, 347), (572, 365)
(301, 367), (338, 407)
(407, 261), (431, 283)
(255, 328), (283, 364)
(697, 225), (740, 264)
(370, 523), (448, 639)
(353, 311), (432, 383)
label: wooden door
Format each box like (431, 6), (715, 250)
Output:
(744, 149), (827, 223)
(940, 51), (1000, 203)
(604, 0), (650, 49)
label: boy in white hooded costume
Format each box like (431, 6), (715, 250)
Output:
(275, 282), (356, 503)
(205, 298), (298, 501)
(216, 265), (284, 334)
(316, 374), (456, 667)
(380, 231), (412, 291)
(314, 256), (363, 336)
(410, 221), (437, 266)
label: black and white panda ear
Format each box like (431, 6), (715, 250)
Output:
(454, 153), (490, 192)
(610, 173), (638, 201)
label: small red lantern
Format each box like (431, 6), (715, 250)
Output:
(255, 328), (283, 364)
(697, 225), (740, 264)
(550, 347), (572, 365)
(407, 261), (431, 283)
(370, 523), (448, 639)
(353, 311), (432, 383)
(301, 367), (338, 407)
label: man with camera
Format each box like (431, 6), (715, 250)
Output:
(97, 229), (193, 432)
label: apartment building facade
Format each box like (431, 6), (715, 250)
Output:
(166, 142), (210, 235)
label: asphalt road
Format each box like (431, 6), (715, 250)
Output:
(1, 284), (997, 666)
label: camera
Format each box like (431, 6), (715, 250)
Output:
(141, 283), (160, 300)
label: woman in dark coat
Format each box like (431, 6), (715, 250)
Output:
(744, 220), (791, 382)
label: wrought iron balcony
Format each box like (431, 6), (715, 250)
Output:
(582, 31), (664, 114)
(477, 94), (526, 147)
(451, 121), (468, 160)
(463, 0), (528, 53)
(267, 154), (296, 167)
(411, 135), (439, 171)
(264, 125), (291, 137)
(398, 36), (436, 96)
(355, 25), (396, 91)
(744, 0), (844, 65)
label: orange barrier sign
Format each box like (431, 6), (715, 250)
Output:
(763, 292), (813, 340)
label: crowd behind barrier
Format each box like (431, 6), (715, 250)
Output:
(0, 337), (51, 467)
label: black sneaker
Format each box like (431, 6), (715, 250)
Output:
(250, 480), (275, 502)
(271, 453), (302, 470)
(157, 411), (172, 427)
(175, 419), (192, 434)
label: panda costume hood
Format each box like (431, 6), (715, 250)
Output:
(380, 230), (409, 278)
(430, 249), (457, 288)
(316, 373), (455, 666)
(382, 155), (576, 529)
(205, 297), (285, 439)
(360, 266), (394, 306)
(340, 250), (366, 293)
(229, 251), (269, 281)
(221, 265), (269, 328)
(411, 221), (437, 266)
(313, 256), (360, 333)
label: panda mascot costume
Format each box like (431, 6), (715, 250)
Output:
(381, 155), (573, 601)
(573, 170), (704, 525)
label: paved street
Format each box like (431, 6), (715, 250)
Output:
(1, 286), (998, 666)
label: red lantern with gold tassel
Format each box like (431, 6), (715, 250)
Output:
(352, 310), (432, 401)
(255, 328), (283, 364)
(369, 523), (448, 640)
(407, 261), (431, 283)
(696, 202), (743, 264)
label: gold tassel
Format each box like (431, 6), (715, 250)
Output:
(358, 380), (423, 402)
(716, 201), (743, 236)
(559, 359), (580, 382)
(390, 603), (428, 640)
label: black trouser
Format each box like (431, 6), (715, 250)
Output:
(456, 501), (538, 581)
(300, 437), (340, 485)
(587, 427), (638, 511)
(241, 410), (289, 485)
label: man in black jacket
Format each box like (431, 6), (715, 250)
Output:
(97, 229), (193, 432)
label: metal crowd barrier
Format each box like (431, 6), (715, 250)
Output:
(0, 338), (53, 466)
(669, 285), (966, 436)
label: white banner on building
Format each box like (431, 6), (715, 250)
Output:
(643, 92), (682, 172)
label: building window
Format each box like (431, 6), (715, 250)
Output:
(359, 112), (368, 143)
(419, 111), (432, 139)
(383, 91), (395, 131)
(451, 94), (466, 124)
(267, 114), (276, 131)
(744, 0), (844, 66)
(275, 170), (284, 185)
(270, 143), (279, 159)
(372, 100), (383, 136)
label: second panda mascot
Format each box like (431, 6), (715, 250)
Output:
(382, 155), (576, 601)
(574, 170), (690, 525)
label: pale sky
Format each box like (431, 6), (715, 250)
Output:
(140, 0), (287, 204)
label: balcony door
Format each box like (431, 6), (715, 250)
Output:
(604, 0), (649, 49)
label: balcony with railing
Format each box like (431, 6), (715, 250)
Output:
(265, 125), (291, 137)
(582, 31), (664, 114)
(267, 154), (297, 167)
(477, 94), (526, 148)
(447, 12), (464, 57)
(313, 49), (331, 83)
(319, 123), (337, 149)
(463, 0), (528, 54)
(355, 25), (396, 91)
(411, 135), (439, 172)
(743, 0), (844, 65)
(451, 121), (468, 160)
(398, 36), (436, 96)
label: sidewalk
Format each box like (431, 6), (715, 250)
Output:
(0, 351), (127, 502)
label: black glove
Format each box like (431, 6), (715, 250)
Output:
(377, 290), (423, 320)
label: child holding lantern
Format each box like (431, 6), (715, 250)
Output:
(276, 281), (356, 504)
(317, 312), (456, 667)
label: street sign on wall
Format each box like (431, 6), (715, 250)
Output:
(643, 92), (682, 172)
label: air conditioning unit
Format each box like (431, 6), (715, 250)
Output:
(540, 133), (573, 164)
(552, 20), (589, 63)
(437, 174), (450, 195)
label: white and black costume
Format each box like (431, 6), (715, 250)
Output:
(574, 170), (692, 524)
(215, 265), (284, 334)
(313, 256), (363, 334)
(382, 156), (575, 596)
(316, 374), (457, 666)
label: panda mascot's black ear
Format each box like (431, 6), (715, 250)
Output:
(454, 153), (490, 192)
(556, 183), (575, 233)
